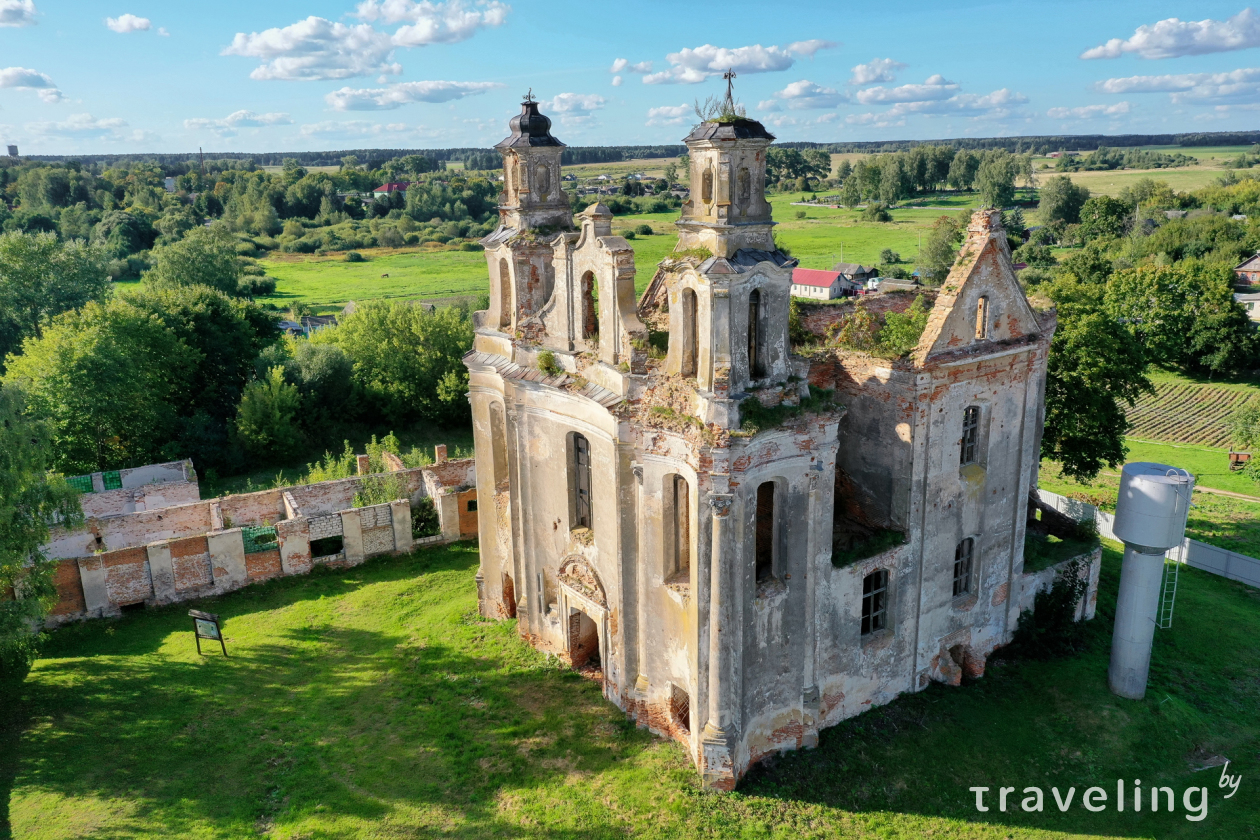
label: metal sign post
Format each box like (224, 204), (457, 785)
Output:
(189, 609), (227, 656)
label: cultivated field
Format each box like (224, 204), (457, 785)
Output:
(1125, 378), (1260, 447)
(4, 541), (1257, 838)
(258, 248), (487, 311)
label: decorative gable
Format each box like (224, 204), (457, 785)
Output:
(913, 209), (1042, 365)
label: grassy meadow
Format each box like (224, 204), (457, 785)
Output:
(2, 539), (1257, 838)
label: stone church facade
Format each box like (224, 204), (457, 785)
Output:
(465, 98), (1058, 789)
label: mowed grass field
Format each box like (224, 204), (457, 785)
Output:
(258, 248), (488, 311)
(3, 540), (1257, 838)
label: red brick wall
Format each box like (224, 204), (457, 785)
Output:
(245, 549), (283, 582)
(48, 559), (86, 617)
(457, 489), (479, 538)
(101, 547), (151, 606)
(170, 536), (213, 591)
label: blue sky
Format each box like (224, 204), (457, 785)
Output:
(3, 0), (1260, 154)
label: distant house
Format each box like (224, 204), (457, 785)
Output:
(1234, 292), (1260, 321)
(791, 268), (847, 299)
(278, 315), (338, 337)
(372, 181), (411, 196)
(1235, 254), (1260, 286)
(831, 262), (878, 284)
(164, 177), (176, 193)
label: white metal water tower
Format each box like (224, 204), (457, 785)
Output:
(1108, 462), (1193, 700)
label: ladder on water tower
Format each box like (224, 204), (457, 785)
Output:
(1157, 541), (1184, 630)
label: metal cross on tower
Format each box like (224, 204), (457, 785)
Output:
(523, 87), (535, 103)
(723, 69), (737, 104)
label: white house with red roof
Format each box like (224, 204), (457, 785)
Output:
(373, 181), (411, 196)
(791, 267), (848, 299)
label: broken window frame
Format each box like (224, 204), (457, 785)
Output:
(861, 569), (889, 635)
(669, 475), (691, 580)
(975, 295), (990, 340)
(953, 537), (974, 597)
(748, 288), (765, 379)
(571, 433), (592, 529)
(960, 406), (980, 466)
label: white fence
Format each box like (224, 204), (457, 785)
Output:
(1038, 489), (1260, 589)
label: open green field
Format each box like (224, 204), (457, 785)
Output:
(3, 540), (1256, 838)
(258, 248), (487, 311)
(1053, 166), (1227, 199)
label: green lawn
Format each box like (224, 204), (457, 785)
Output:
(258, 249), (489, 311)
(3, 541), (1257, 838)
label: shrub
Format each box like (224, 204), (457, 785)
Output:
(353, 473), (407, 508)
(863, 202), (893, 222)
(538, 350), (561, 376)
(1009, 559), (1090, 658)
(345, 251), (365, 262)
(404, 232), (420, 245)
(795, 210), (807, 220)
(377, 227), (405, 249)
(236, 275), (276, 297)
(635, 224), (653, 236)
(458, 241), (483, 251)
(618, 229), (637, 240)
(880, 248), (901, 264)
(412, 497), (440, 538)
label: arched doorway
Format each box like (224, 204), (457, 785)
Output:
(558, 556), (608, 681)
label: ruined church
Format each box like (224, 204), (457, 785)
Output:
(465, 97), (1061, 789)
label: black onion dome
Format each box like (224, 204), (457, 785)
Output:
(684, 118), (775, 142)
(495, 100), (565, 149)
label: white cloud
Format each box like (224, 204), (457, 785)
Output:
(611, 75), (622, 87)
(642, 40), (837, 84)
(184, 110), (293, 136)
(542, 92), (606, 124)
(223, 17), (400, 81)
(845, 112), (906, 128)
(325, 79), (502, 110)
(849, 57), (906, 85)
(610, 57), (652, 74)
(158, 26), (169, 36)
(355, 0), (509, 47)
(757, 99), (781, 112)
(1046, 101), (1132, 119)
(1082, 8), (1260, 59)
(300, 119), (401, 137)
(855, 74), (958, 104)
(0, 66), (61, 102)
(0, 0), (36, 27)
(26, 112), (142, 141)
(106, 13), (150, 33)
(771, 79), (845, 109)
(646, 103), (691, 126)
(1099, 67), (1260, 104)
(886, 87), (1026, 117)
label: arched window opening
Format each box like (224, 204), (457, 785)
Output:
(861, 569), (889, 635)
(975, 296), (990, 340)
(755, 481), (775, 583)
(581, 271), (599, 340)
(498, 258), (512, 329)
(571, 433), (592, 529)
(747, 289), (765, 379)
(670, 683), (691, 736)
(669, 475), (691, 579)
(680, 287), (698, 378)
(953, 538), (974, 597)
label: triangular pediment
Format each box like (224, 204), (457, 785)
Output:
(913, 210), (1042, 364)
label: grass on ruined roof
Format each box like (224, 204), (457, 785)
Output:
(3, 542), (1258, 838)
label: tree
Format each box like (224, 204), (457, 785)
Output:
(144, 224), (242, 295)
(317, 301), (473, 425)
(1039, 175), (1091, 225)
(975, 151), (1017, 208)
(2, 300), (198, 474)
(234, 366), (303, 461)
(880, 248), (901, 264)
(0, 385), (83, 686)
(918, 214), (964, 284)
(663, 163), (678, 185)
(0, 231), (111, 367)
(1078, 195), (1130, 241)
(92, 210), (149, 258)
(946, 149), (979, 191)
(257, 339), (356, 442)
(836, 159), (853, 181)
(1041, 281), (1152, 481)
(841, 176), (861, 208)
(1105, 263), (1255, 377)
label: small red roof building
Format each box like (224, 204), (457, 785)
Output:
(373, 181), (411, 194)
(791, 268), (848, 300)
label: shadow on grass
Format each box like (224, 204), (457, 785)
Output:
(7, 544), (657, 839)
(739, 545), (1260, 838)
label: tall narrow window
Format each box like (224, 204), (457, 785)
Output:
(953, 538), (974, 597)
(498, 258), (512, 329)
(701, 166), (714, 203)
(680, 288), (698, 378)
(960, 406), (979, 466)
(861, 569), (889, 635)
(581, 271), (599, 340)
(747, 289), (764, 379)
(975, 295), (990, 339)
(572, 434), (592, 529)
(672, 475), (690, 578)
(755, 481), (775, 583)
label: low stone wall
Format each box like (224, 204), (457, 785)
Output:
(46, 499), (420, 625)
(1018, 546), (1103, 621)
